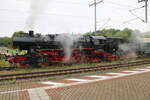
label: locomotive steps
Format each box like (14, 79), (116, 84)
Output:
(0, 60), (150, 82)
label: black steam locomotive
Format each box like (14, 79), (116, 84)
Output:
(7, 31), (125, 67)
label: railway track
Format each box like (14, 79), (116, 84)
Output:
(0, 67), (16, 71)
(0, 60), (150, 81)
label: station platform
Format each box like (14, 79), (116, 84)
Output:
(0, 66), (150, 100)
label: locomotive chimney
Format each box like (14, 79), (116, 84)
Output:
(29, 30), (34, 37)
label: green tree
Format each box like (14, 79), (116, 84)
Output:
(12, 31), (24, 37)
(0, 37), (11, 47)
(114, 31), (128, 39)
(84, 28), (133, 40)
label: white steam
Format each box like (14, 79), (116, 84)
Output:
(131, 30), (144, 44)
(25, 0), (50, 30)
(118, 30), (148, 58)
(55, 34), (80, 62)
(118, 44), (137, 58)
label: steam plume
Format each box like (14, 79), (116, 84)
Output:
(55, 34), (80, 62)
(118, 30), (145, 59)
(118, 44), (137, 58)
(25, 0), (50, 30)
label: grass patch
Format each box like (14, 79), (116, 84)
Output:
(48, 77), (57, 80)
(0, 59), (10, 67)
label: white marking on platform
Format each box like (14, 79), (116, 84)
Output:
(121, 70), (139, 73)
(134, 68), (150, 71)
(0, 89), (26, 94)
(66, 78), (89, 82)
(28, 88), (51, 100)
(88, 75), (110, 79)
(1, 67), (150, 95)
(106, 73), (128, 76)
(41, 81), (65, 86)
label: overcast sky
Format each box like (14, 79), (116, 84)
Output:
(0, 0), (150, 37)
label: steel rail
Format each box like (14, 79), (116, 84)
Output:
(0, 60), (149, 81)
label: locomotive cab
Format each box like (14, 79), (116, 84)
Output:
(90, 36), (106, 51)
(105, 37), (125, 54)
